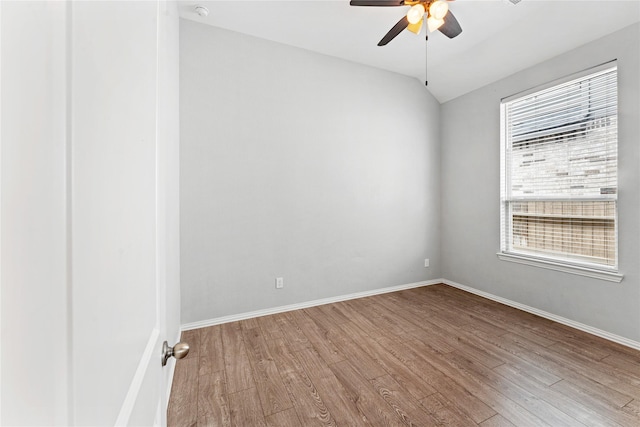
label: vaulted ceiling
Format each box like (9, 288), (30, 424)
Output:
(179, 0), (640, 103)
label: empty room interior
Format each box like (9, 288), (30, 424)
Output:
(2, 0), (640, 426)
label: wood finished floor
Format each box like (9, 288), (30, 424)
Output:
(167, 284), (640, 426)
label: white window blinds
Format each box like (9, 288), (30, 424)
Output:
(500, 63), (618, 269)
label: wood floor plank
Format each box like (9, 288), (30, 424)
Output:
(325, 328), (388, 380)
(314, 302), (351, 325)
(547, 339), (640, 390)
(380, 295), (506, 369)
(198, 370), (230, 427)
(436, 296), (558, 348)
(392, 299), (563, 389)
(602, 353), (640, 377)
(274, 311), (312, 352)
(497, 359), (561, 386)
(167, 358), (198, 427)
(402, 340), (551, 426)
(418, 317), (507, 369)
(456, 327), (565, 387)
(358, 296), (454, 351)
(290, 310), (344, 365)
(168, 284), (640, 427)
(304, 309), (387, 380)
(479, 414), (516, 427)
(446, 352), (586, 427)
(200, 325), (223, 357)
(266, 338), (338, 426)
(329, 360), (406, 426)
(494, 363), (629, 427)
(366, 301), (420, 335)
(257, 314), (285, 342)
(199, 355), (220, 378)
(333, 299), (416, 346)
(221, 322), (254, 394)
(553, 322), (640, 361)
(199, 325), (224, 376)
(378, 289), (460, 323)
(265, 408), (301, 427)
(369, 375), (440, 426)
(502, 332), (636, 407)
(471, 311), (559, 348)
(302, 306), (339, 333)
(551, 380), (638, 424)
(419, 392), (480, 426)
(338, 321), (437, 399)
(239, 317), (259, 330)
(295, 347), (373, 426)
(463, 313), (510, 338)
(241, 325), (293, 416)
(228, 388), (267, 427)
(378, 337), (497, 424)
(399, 288), (473, 329)
(400, 324), (455, 355)
(548, 338), (611, 361)
(623, 399), (640, 419)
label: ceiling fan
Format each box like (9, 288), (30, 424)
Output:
(350, 0), (462, 46)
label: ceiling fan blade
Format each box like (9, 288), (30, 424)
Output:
(438, 10), (462, 39)
(350, 0), (405, 6)
(407, 18), (423, 35)
(378, 16), (409, 46)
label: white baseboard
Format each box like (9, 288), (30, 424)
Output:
(180, 277), (640, 352)
(181, 279), (441, 331)
(442, 279), (640, 352)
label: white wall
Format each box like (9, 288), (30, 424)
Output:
(180, 20), (441, 324)
(441, 23), (640, 342)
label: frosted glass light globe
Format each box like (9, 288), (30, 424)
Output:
(429, 1), (449, 20)
(427, 16), (444, 32)
(407, 4), (426, 25)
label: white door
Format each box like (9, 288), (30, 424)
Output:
(0, 1), (181, 425)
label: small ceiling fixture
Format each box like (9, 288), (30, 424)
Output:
(350, 0), (462, 46)
(194, 5), (209, 17)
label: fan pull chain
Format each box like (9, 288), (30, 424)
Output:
(425, 34), (429, 86)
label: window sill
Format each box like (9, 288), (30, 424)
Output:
(497, 252), (623, 283)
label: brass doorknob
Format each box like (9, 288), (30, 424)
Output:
(161, 340), (190, 366)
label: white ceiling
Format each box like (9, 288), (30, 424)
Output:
(178, 0), (640, 103)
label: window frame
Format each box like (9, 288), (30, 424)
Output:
(498, 61), (623, 283)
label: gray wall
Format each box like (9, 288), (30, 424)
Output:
(441, 23), (640, 342)
(180, 20), (442, 324)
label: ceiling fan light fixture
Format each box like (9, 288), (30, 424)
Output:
(429, 0), (449, 20)
(427, 16), (444, 32)
(407, 3), (426, 25)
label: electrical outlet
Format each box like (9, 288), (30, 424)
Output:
(424, 259), (430, 268)
(275, 277), (284, 289)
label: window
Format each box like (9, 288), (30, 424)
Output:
(499, 62), (621, 281)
